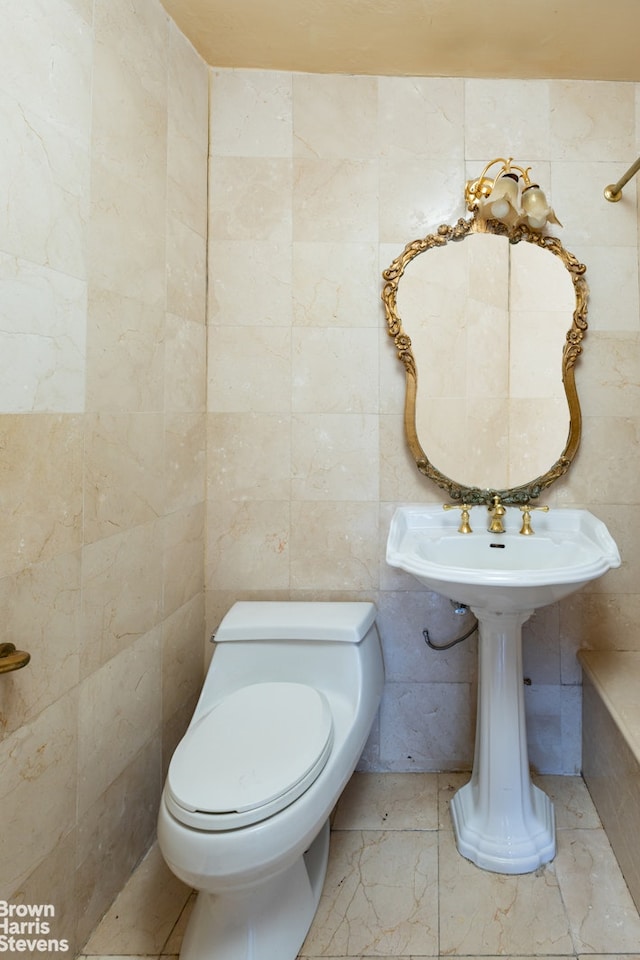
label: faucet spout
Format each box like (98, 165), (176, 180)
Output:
(488, 495), (506, 534)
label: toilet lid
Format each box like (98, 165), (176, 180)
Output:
(166, 682), (334, 830)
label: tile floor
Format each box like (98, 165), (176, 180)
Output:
(80, 772), (640, 960)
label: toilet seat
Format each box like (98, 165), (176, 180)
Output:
(165, 682), (334, 830)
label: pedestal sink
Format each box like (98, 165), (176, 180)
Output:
(386, 504), (621, 874)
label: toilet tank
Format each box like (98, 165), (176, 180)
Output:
(198, 601), (384, 727)
(214, 601), (377, 644)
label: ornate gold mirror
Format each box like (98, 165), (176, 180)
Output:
(382, 159), (588, 505)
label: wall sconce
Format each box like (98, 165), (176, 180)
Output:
(465, 158), (562, 232)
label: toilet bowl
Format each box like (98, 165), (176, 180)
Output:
(157, 600), (384, 960)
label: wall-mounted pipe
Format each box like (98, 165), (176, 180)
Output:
(0, 642), (30, 673)
(604, 156), (640, 202)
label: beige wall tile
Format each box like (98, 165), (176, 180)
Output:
(378, 77), (464, 160)
(0, 690), (78, 895)
(166, 216), (207, 322)
(209, 240), (293, 326)
(465, 79), (551, 160)
(582, 246), (639, 331)
(165, 315), (207, 411)
(162, 594), (206, 721)
(76, 736), (162, 946)
(207, 326), (291, 412)
(0, 254), (87, 412)
(207, 412), (291, 501)
(80, 523), (164, 675)
(209, 157), (292, 240)
(0, 0), (208, 950)
(292, 328), (379, 413)
(1, 1), (92, 134)
(550, 80), (636, 161)
(379, 680), (476, 771)
(377, 589), (478, 684)
(165, 412), (206, 513)
(92, 0), (168, 189)
(293, 159), (379, 241)
(88, 163), (166, 303)
(289, 502), (378, 592)
(293, 74), (378, 159)
(0, 92), (90, 279)
(0, 414), (83, 579)
(168, 23), (209, 237)
(211, 69), (292, 158)
(162, 503), (206, 617)
(553, 160), (638, 248)
(84, 414), (166, 542)
(14, 829), (78, 954)
(77, 629), (162, 816)
(206, 500), (291, 592)
(86, 289), (165, 412)
(293, 241), (379, 328)
(0, 552), (81, 736)
(379, 158), (466, 242)
(291, 414), (379, 501)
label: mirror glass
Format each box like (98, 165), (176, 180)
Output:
(382, 218), (588, 504)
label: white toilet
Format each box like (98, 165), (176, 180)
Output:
(157, 600), (384, 960)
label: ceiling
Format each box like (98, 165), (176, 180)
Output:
(158, 0), (640, 81)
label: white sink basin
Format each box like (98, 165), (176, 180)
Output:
(386, 505), (621, 613)
(387, 503), (621, 874)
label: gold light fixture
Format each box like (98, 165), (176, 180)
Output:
(465, 158), (562, 232)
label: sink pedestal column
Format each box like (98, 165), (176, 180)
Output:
(450, 609), (555, 874)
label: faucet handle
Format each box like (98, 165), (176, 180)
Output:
(488, 495), (506, 533)
(519, 503), (550, 536)
(443, 502), (473, 534)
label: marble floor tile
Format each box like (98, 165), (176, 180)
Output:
(533, 773), (602, 829)
(554, 827), (640, 953)
(437, 770), (470, 829)
(162, 891), (195, 955)
(83, 774), (640, 960)
(82, 844), (191, 957)
(300, 829), (439, 957)
(333, 772), (438, 831)
(438, 829), (574, 956)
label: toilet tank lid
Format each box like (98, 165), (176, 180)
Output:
(215, 601), (377, 643)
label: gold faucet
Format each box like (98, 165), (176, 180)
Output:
(488, 495), (506, 534)
(519, 504), (550, 535)
(443, 502), (473, 534)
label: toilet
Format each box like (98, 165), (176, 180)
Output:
(157, 600), (384, 960)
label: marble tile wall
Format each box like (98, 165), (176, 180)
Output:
(0, 0), (208, 955)
(206, 71), (640, 778)
(580, 651), (640, 912)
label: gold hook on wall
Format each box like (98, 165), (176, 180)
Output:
(0, 642), (30, 674)
(604, 156), (640, 202)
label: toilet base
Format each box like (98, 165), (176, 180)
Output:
(179, 819), (330, 960)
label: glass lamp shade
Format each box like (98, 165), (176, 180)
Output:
(488, 172), (520, 220)
(521, 184), (562, 230)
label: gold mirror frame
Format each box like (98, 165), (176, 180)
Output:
(382, 217), (588, 506)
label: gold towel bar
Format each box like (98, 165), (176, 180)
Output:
(0, 642), (30, 674)
(604, 156), (640, 202)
